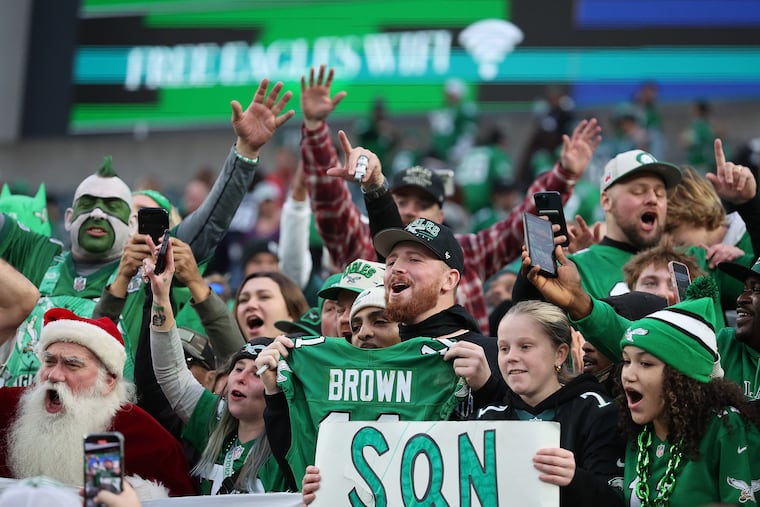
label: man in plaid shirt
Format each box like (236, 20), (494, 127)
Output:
(300, 66), (601, 334)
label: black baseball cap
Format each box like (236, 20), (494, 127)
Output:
(391, 166), (445, 206)
(718, 258), (760, 283)
(374, 218), (464, 274)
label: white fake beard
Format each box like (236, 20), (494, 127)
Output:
(7, 377), (126, 486)
(69, 209), (130, 263)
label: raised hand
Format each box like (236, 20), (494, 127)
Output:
(171, 238), (211, 302)
(110, 233), (153, 298)
(301, 65), (347, 129)
(143, 234), (175, 304)
(443, 341), (491, 390)
(706, 138), (757, 205)
(326, 130), (383, 187)
(254, 335), (294, 394)
(232, 79), (295, 160)
(559, 118), (602, 177)
(567, 215), (604, 253)
(703, 242), (744, 269)
(523, 245), (592, 320)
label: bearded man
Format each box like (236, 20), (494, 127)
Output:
(0, 308), (195, 498)
(373, 218), (506, 416)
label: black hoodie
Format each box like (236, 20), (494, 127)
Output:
(477, 373), (625, 507)
(398, 304), (507, 416)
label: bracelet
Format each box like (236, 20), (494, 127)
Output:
(233, 146), (260, 166)
(361, 178), (390, 201)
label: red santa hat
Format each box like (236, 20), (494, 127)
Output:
(38, 308), (126, 378)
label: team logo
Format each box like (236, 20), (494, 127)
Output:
(343, 274), (363, 285)
(73, 276), (87, 292)
(636, 152), (657, 165)
(405, 218), (440, 241)
(624, 327), (648, 342)
(727, 477), (760, 503)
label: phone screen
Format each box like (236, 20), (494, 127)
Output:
(669, 261), (691, 303)
(523, 212), (557, 278)
(84, 432), (124, 507)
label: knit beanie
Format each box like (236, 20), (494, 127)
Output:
(620, 277), (723, 383)
(226, 337), (274, 373)
(349, 285), (387, 321)
(38, 307), (126, 378)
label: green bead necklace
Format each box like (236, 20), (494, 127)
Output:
(634, 425), (684, 507)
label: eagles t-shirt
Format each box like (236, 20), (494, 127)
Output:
(277, 336), (468, 486)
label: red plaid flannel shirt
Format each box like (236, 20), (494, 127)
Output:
(301, 122), (578, 334)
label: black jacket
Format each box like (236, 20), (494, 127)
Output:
(477, 373), (625, 507)
(398, 304), (506, 415)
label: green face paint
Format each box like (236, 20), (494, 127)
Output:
(76, 217), (116, 253)
(72, 195), (131, 224)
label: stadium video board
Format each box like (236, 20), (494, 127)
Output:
(64, 0), (760, 134)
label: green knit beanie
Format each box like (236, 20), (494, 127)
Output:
(620, 278), (723, 383)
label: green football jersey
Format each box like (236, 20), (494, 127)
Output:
(0, 217), (137, 386)
(277, 336), (468, 487)
(624, 409), (760, 506)
(569, 243), (635, 299)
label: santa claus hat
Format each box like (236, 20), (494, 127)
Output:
(38, 308), (126, 378)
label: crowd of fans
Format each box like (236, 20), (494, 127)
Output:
(1, 66), (760, 506)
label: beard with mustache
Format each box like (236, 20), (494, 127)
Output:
(6, 373), (128, 486)
(385, 276), (442, 324)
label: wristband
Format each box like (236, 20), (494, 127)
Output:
(233, 146), (260, 166)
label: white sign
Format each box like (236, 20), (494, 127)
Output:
(312, 420), (559, 507)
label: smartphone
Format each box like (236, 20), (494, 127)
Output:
(137, 207), (170, 244)
(668, 261), (691, 303)
(84, 432), (124, 507)
(534, 191), (569, 248)
(154, 229), (171, 275)
(523, 212), (557, 278)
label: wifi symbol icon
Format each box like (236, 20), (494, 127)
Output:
(459, 19), (524, 81)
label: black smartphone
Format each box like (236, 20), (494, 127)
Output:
(154, 229), (171, 275)
(668, 260), (691, 303)
(137, 207), (170, 244)
(523, 212), (558, 278)
(534, 191), (569, 248)
(84, 432), (124, 507)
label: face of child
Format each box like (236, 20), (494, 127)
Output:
(621, 345), (668, 438)
(497, 313), (567, 407)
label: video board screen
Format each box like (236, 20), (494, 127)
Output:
(64, 0), (760, 133)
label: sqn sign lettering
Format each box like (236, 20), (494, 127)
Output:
(312, 421), (559, 507)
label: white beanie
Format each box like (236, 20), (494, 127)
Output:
(349, 285), (387, 321)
